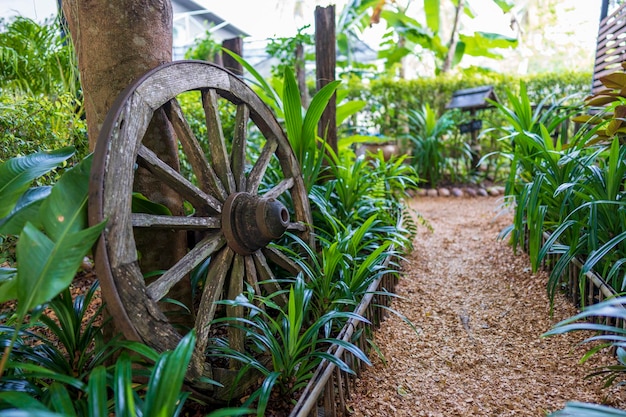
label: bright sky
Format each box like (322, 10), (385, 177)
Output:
(0, 0), (603, 65)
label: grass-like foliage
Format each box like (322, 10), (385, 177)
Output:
(545, 297), (626, 416)
(210, 276), (371, 416)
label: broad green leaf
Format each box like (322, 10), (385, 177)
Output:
(0, 147), (74, 218)
(48, 382), (77, 417)
(0, 392), (49, 411)
(131, 193), (172, 215)
(0, 186), (50, 235)
(424, 0), (440, 33)
(336, 100), (366, 126)
(142, 331), (195, 417)
(87, 367), (109, 417)
(491, 0), (515, 13)
(114, 353), (136, 417)
(15, 221), (105, 316)
(0, 410), (67, 417)
(282, 67), (304, 156)
(451, 41), (466, 68)
(460, 32), (517, 58)
(302, 79), (341, 145)
(39, 154), (93, 240)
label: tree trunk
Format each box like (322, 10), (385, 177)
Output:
(442, 0), (464, 73)
(62, 0), (191, 325)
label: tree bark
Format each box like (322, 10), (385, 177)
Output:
(62, 0), (173, 150)
(315, 5), (337, 155)
(62, 0), (191, 324)
(442, 0), (464, 73)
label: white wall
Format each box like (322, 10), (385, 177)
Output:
(0, 0), (58, 22)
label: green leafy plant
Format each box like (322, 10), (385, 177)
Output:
(0, 149), (105, 377)
(0, 331), (200, 417)
(544, 297), (626, 416)
(403, 103), (455, 187)
(0, 93), (88, 163)
(0, 16), (80, 97)
(211, 276), (371, 416)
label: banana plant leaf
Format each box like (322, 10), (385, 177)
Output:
(0, 147), (74, 218)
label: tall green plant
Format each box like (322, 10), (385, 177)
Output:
(0, 149), (105, 377)
(283, 67), (340, 191)
(210, 276), (371, 417)
(404, 103), (455, 187)
(544, 297), (626, 416)
(0, 16), (80, 97)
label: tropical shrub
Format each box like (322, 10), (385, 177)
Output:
(210, 276), (371, 416)
(495, 76), (626, 302)
(0, 93), (88, 163)
(403, 104), (459, 187)
(0, 16), (80, 97)
(545, 297), (626, 416)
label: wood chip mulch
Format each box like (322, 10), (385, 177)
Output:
(345, 196), (626, 416)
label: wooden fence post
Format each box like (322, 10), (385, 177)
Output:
(222, 37), (243, 76)
(315, 5), (337, 155)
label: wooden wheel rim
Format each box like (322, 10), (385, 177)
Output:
(88, 61), (313, 387)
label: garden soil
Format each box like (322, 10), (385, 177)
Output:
(345, 196), (626, 416)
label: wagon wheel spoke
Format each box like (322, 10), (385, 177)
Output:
(253, 250), (288, 306)
(231, 104), (249, 192)
(246, 137), (279, 194)
(192, 247), (235, 374)
(263, 177), (294, 199)
(227, 254), (245, 369)
(287, 221), (308, 232)
(146, 233), (226, 301)
(137, 145), (222, 213)
(262, 246), (300, 276)
(131, 213), (221, 230)
(165, 98), (227, 201)
(203, 89), (236, 194)
(243, 255), (262, 296)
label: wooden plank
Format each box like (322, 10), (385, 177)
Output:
(146, 232), (226, 301)
(131, 213), (220, 229)
(104, 96), (153, 267)
(231, 104), (249, 192)
(134, 62), (231, 110)
(166, 98), (228, 201)
(263, 177), (294, 199)
(315, 5), (337, 155)
(202, 89), (236, 195)
(137, 145), (222, 214)
(246, 137), (278, 194)
(191, 247), (234, 377)
(227, 254), (245, 369)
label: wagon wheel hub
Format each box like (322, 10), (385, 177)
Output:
(222, 192), (290, 255)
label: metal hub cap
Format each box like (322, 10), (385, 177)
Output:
(222, 192), (290, 255)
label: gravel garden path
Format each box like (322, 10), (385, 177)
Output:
(345, 196), (626, 416)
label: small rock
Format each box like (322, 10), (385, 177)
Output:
(487, 187), (500, 196)
(477, 188), (488, 197)
(426, 188), (439, 197)
(451, 187), (464, 197)
(438, 187), (451, 197)
(465, 187), (478, 197)
(416, 188), (428, 197)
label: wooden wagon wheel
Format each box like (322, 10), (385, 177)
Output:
(88, 61), (313, 397)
